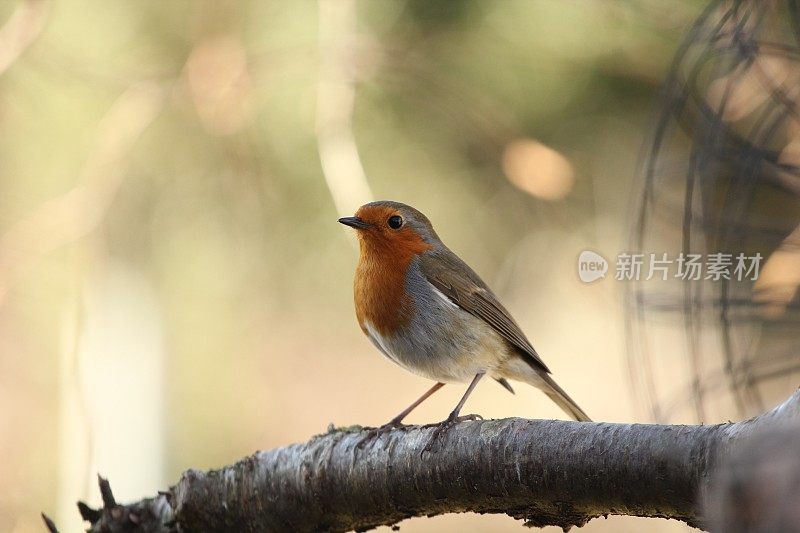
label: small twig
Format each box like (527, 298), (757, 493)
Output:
(98, 474), (117, 509)
(74, 476), (175, 531)
(40, 513), (59, 533)
(77, 501), (102, 523)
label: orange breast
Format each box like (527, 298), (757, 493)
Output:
(354, 232), (432, 336)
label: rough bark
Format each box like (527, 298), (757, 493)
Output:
(52, 390), (800, 532)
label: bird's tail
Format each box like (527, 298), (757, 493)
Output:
(500, 356), (592, 422)
(539, 373), (592, 422)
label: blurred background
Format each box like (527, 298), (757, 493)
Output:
(1, 1), (797, 532)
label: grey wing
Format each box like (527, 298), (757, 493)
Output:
(420, 248), (551, 374)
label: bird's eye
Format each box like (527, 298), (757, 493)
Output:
(387, 215), (403, 229)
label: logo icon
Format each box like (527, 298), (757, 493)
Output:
(578, 250), (608, 283)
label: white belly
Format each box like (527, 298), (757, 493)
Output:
(362, 308), (511, 384)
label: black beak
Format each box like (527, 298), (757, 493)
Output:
(338, 216), (370, 230)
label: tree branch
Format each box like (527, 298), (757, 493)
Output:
(59, 389), (800, 532)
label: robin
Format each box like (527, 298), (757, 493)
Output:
(339, 201), (590, 444)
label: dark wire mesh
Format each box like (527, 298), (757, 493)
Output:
(628, 0), (800, 423)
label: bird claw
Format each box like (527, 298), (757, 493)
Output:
(422, 413), (483, 454)
(356, 420), (405, 449)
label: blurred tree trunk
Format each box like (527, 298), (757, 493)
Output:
(48, 389), (800, 532)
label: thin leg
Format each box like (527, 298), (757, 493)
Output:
(357, 382), (445, 449)
(423, 372), (486, 454)
(388, 382), (445, 425)
(446, 372), (484, 420)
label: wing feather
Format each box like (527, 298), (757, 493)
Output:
(420, 249), (551, 374)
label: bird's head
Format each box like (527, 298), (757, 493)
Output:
(338, 201), (440, 256)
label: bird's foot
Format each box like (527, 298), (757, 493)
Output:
(356, 420), (406, 449)
(422, 413), (483, 454)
